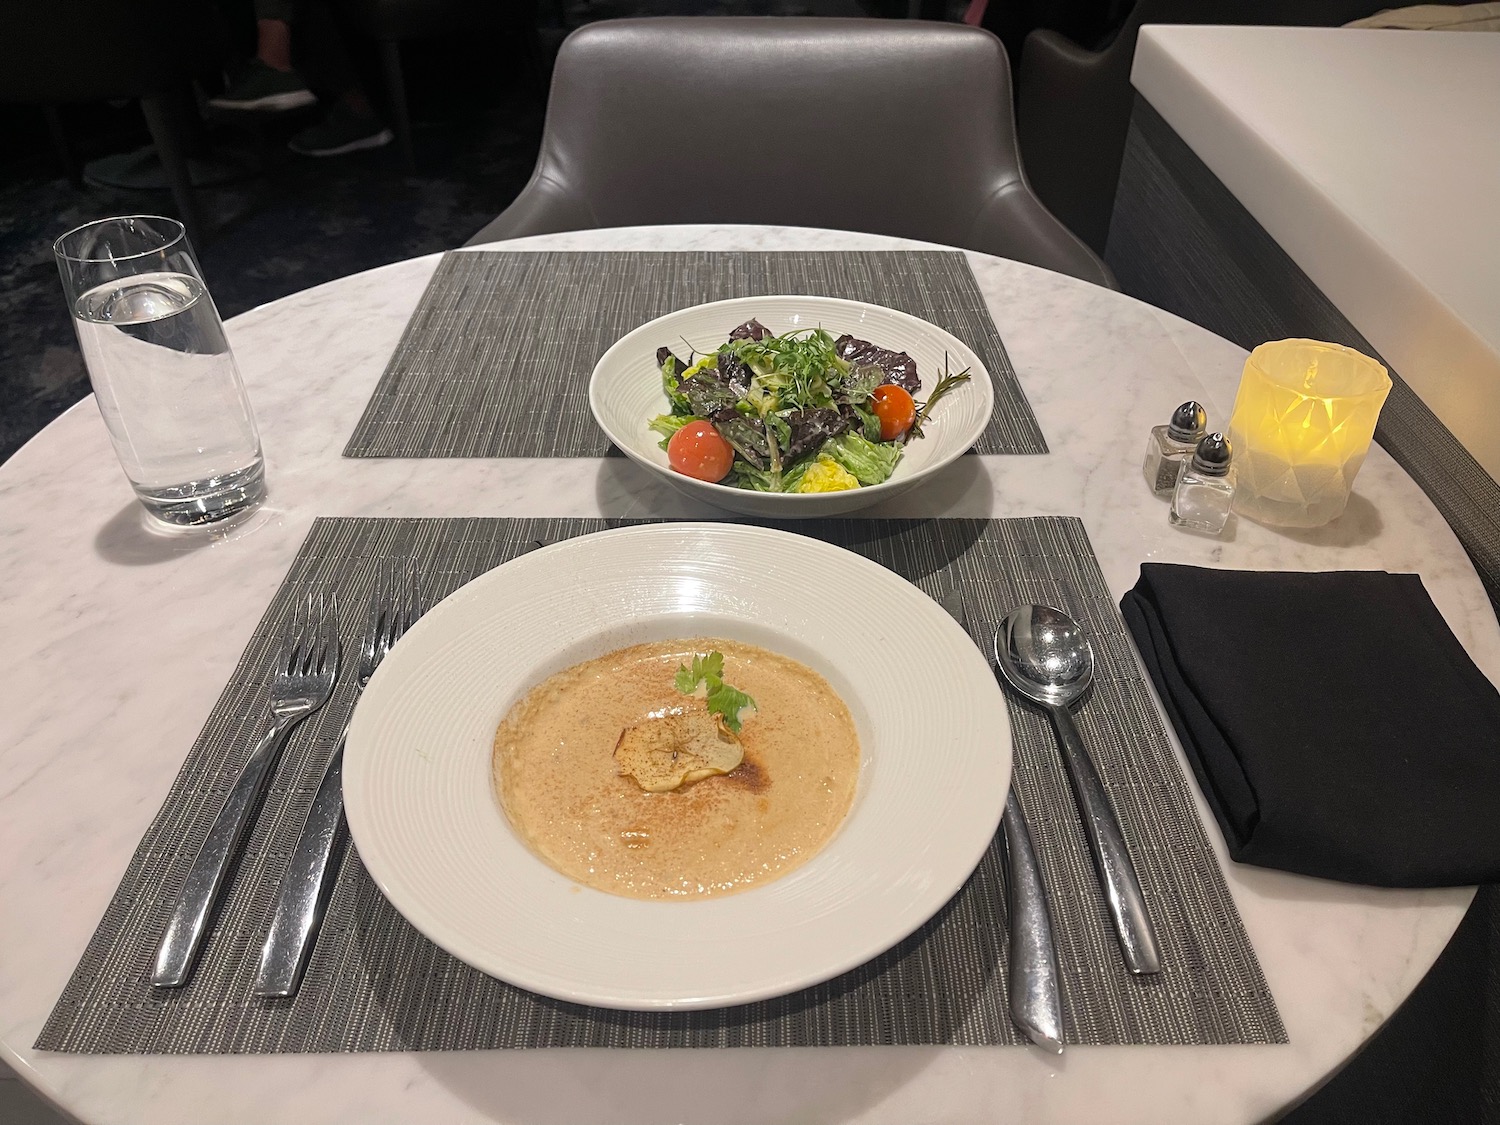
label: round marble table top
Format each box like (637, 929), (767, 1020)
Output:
(1, 225), (1495, 1125)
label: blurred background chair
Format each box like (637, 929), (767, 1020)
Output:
(1015, 0), (1392, 255)
(466, 17), (1115, 288)
(338, 0), (542, 169)
(978, 0), (1132, 86)
(0, 2), (232, 244)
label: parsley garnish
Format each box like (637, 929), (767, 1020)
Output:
(675, 650), (756, 733)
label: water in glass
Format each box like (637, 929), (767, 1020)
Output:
(73, 270), (265, 526)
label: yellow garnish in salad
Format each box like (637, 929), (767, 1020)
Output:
(682, 354), (718, 379)
(793, 457), (860, 493)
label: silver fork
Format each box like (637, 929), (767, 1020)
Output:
(937, 579), (1065, 1054)
(254, 567), (419, 997)
(153, 591), (341, 989)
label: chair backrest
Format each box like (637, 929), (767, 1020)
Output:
(469, 17), (1113, 287)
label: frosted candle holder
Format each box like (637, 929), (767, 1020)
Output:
(1227, 339), (1391, 528)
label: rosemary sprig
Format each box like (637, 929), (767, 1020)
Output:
(905, 352), (973, 443)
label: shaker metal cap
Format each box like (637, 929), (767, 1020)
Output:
(1191, 432), (1233, 475)
(1167, 401), (1208, 443)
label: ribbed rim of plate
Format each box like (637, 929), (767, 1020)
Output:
(588, 295), (994, 509)
(343, 523), (1011, 1010)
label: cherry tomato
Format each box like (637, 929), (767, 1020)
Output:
(870, 384), (917, 441)
(667, 420), (735, 482)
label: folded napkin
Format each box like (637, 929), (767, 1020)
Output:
(1121, 564), (1500, 887)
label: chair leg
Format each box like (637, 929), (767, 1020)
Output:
(139, 91), (207, 246)
(43, 106), (84, 187)
(378, 39), (416, 171)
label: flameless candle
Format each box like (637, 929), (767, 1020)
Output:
(1227, 340), (1391, 527)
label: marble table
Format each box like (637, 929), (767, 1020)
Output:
(2, 225), (1496, 1125)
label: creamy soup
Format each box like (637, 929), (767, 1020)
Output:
(492, 638), (860, 899)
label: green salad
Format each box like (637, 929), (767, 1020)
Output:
(651, 317), (970, 493)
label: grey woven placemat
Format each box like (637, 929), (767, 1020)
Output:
(342, 251), (1044, 459)
(37, 516), (1282, 1053)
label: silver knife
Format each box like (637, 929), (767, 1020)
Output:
(998, 788), (1064, 1053)
(938, 583), (1064, 1053)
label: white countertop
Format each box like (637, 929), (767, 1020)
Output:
(1, 225), (1495, 1124)
(1130, 24), (1500, 480)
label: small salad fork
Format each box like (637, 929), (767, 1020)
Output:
(254, 567), (419, 998)
(154, 591), (340, 989)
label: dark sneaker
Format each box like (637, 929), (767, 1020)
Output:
(287, 104), (394, 157)
(208, 60), (317, 112)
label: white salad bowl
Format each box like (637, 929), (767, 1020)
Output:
(589, 295), (995, 517)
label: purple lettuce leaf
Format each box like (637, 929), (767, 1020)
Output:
(728, 318), (771, 342)
(833, 335), (920, 394)
(783, 408), (851, 462)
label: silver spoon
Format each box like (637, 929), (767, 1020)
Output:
(995, 605), (1162, 975)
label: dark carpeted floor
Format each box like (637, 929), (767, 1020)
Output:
(0, 6), (1495, 1123)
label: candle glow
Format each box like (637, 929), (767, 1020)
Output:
(1227, 340), (1391, 527)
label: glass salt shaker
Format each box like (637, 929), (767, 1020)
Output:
(1170, 432), (1235, 535)
(1143, 400), (1207, 495)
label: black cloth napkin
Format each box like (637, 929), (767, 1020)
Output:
(1121, 563), (1500, 887)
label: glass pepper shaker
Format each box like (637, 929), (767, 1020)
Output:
(1143, 401), (1208, 495)
(1171, 432), (1236, 535)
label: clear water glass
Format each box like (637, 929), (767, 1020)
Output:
(54, 216), (266, 528)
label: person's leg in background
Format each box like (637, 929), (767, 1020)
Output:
(209, 0), (393, 157)
(284, 0), (393, 156)
(209, 0), (319, 112)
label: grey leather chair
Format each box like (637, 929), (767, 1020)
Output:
(467, 17), (1115, 289)
(1017, 0), (1390, 255)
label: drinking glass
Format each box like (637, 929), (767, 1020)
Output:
(54, 216), (266, 527)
